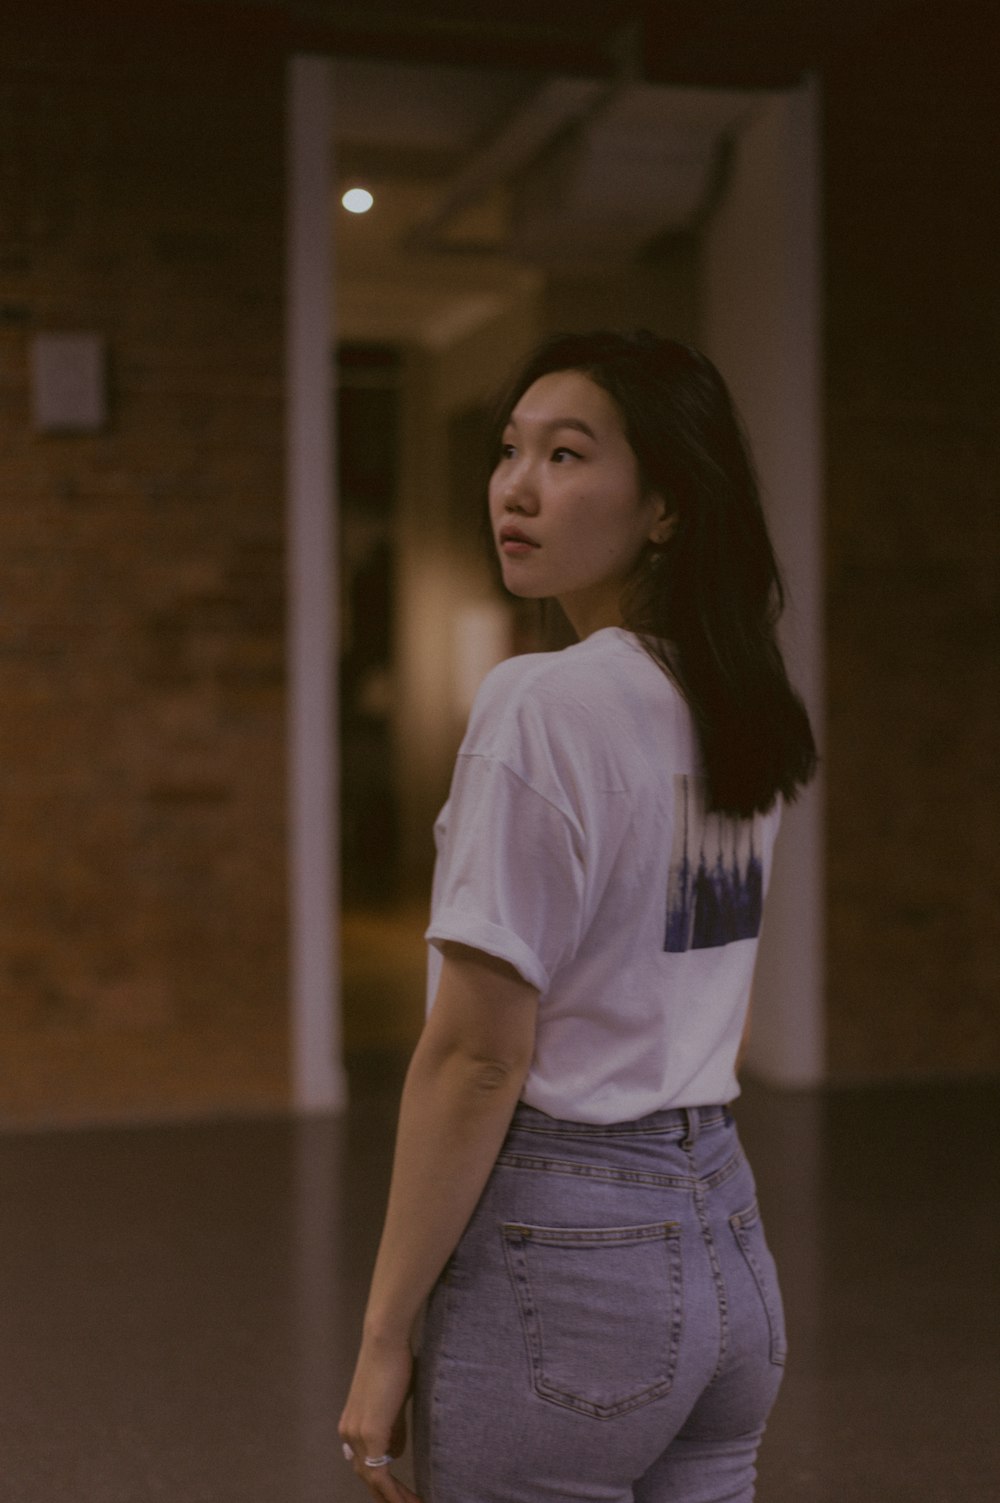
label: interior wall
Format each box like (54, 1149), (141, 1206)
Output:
(701, 80), (826, 1088)
(822, 4), (999, 1079)
(394, 294), (542, 896)
(392, 244), (702, 904)
(541, 248), (700, 343)
(0, 4), (291, 1125)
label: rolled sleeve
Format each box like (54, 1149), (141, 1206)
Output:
(425, 755), (585, 996)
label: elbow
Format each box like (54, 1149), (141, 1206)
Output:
(429, 1045), (529, 1101)
(412, 1026), (532, 1100)
(466, 1054), (528, 1096)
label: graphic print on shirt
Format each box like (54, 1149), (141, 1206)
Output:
(664, 774), (764, 953)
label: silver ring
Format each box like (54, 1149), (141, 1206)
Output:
(341, 1443), (354, 1462)
(364, 1454), (393, 1468)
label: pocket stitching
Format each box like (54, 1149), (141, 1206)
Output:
(502, 1221), (683, 1419)
(729, 1200), (787, 1367)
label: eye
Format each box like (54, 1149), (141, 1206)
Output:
(499, 441), (516, 460)
(551, 446), (582, 463)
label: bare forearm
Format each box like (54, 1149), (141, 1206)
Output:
(340, 950), (536, 1487)
(362, 1037), (526, 1344)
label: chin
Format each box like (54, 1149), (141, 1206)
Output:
(500, 572), (546, 601)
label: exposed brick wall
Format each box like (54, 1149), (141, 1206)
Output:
(823, 2), (1000, 1078)
(3, 1), (995, 1115)
(0, 3), (290, 1124)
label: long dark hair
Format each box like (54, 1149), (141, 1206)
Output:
(492, 329), (817, 817)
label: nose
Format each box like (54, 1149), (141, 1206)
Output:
(494, 457), (539, 515)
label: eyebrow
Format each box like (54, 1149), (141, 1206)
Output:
(504, 414), (598, 441)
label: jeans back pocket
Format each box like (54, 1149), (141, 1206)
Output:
(501, 1221), (683, 1418)
(729, 1200), (788, 1366)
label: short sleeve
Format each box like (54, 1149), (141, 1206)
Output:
(425, 753), (586, 995)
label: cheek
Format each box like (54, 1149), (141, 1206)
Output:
(597, 505), (649, 563)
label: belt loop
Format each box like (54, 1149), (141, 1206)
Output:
(681, 1106), (700, 1151)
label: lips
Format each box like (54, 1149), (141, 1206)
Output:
(499, 525), (539, 550)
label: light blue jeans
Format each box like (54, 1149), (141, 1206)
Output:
(414, 1102), (786, 1502)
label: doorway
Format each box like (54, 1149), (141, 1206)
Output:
(285, 55), (825, 1099)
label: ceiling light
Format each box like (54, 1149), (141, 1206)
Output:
(341, 187), (374, 214)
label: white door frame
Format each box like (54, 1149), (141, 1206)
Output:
(282, 58), (826, 1102)
(285, 55), (346, 1111)
(702, 77), (826, 1087)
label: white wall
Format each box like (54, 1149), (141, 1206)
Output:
(702, 78), (826, 1088)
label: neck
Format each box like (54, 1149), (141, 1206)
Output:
(556, 588), (624, 640)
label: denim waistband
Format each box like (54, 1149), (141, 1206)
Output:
(511, 1101), (732, 1150)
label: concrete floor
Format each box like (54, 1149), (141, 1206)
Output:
(0, 1061), (997, 1501)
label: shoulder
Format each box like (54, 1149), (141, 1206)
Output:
(467, 633), (613, 729)
(462, 629), (680, 766)
(458, 650), (565, 768)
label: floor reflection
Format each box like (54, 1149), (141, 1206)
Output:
(0, 1066), (996, 1500)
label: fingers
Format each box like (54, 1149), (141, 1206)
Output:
(339, 1340), (417, 1496)
(357, 1462), (422, 1502)
(339, 1444), (422, 1503)
(367, 1466), (421, 1503)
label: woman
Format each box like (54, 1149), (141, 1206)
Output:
(339, 330), (816, 1503)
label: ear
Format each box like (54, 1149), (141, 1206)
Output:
(647, 496), (677, 546)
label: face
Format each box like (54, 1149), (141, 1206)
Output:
(489, 370), (669, 638)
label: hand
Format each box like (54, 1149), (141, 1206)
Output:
(338, 1336), (422, 1503)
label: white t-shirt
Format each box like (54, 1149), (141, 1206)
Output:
(425, 627), (781, 1123)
